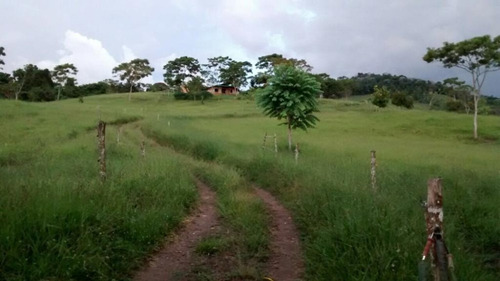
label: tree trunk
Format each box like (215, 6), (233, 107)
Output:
(129, 83), (133, 101)
(473, 94), (478, 139)
(287, 116), (292, 151)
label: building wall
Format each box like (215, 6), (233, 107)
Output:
(207, 87), (239, 96)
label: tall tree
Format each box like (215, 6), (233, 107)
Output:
(0, 46), (5, 70)
(423, 35), (500, 139)
(12, 64), (55, 101)
(202, 56), (232, 86)
(220, 60), (252, 89)
(253, 54), (312, 88)
(257, 64), (322, 151)
(112, 58), (154, 101)
(52, 63), (78, 100)
(163, 56), (201, 89)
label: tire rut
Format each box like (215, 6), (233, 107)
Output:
(133, 179), (219, 281)
(254, 186), (304, 281)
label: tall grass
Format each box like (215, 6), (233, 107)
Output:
(141, 94), (499, 280)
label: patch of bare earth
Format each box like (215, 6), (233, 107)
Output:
(254, 187), (304, 281)
(134, 179), (219, 281)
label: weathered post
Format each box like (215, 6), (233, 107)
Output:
(262, 132), (268, 149)
(425, 178), (446, 281)
(168, 121), (171, 127)
(140, 140), (146, 158)
(157, 113), (160, 121)
(370, 150), (376, 190)
(97, 121), (106, 181)
(116, 126), (121, 144)
(274, 133), (278, 154)
(295, 143), (299, 164)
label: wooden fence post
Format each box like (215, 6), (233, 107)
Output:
(370, 150), (376, 190)
(262, 132), (268, 148)
(426, 178), (444, 281)
(116, 126), (121, 144)
(295, 143), (299, 164)
(140, 140), (146, 158)
(97, 121), (106, 181)
(274, 133), (278, 154)
(157, 113), (160, 121)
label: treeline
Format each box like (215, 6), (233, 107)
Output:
(0, 46), (498, 113)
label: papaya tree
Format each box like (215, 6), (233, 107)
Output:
(257, 64), (322, 151)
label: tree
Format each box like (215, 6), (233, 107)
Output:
(0, 47), (5, 70)
(12, 64), (55, 101)
(52, 63), (78, 100)
(113, 58), (154, 101)
(257, 64), (322, 151)
(220, 60), (252, 89)
(163, 56), (201, 89)
(423, 35), (500, 139)
(372, 86), (390, 108)
(202, 56), (232, 86)
(253, 54), (312, 88)
(202, 57), (252, 89)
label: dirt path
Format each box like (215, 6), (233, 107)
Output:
(254, 187), (304, 281)
(134, 179), (219, 281)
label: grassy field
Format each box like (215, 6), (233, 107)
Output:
(1, 92), (499, 280)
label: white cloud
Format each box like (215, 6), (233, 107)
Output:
(34, 30), (157, 84)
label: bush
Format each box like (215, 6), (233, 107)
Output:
(446, 99), (464, 112)
(391, 92), (414, 109)
(173, 91), (213, 101)
(371, 86), (390, 108)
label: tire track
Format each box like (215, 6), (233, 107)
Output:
(254, 186), (304, 281)
(134, 179), (219, 281)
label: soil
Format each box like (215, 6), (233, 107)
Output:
(133, 179), (219, 281)
(254, 187), (304, 281)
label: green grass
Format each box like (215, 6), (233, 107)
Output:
(1, 92), (499, 280)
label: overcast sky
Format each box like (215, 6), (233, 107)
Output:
(1, 0), (499, 95)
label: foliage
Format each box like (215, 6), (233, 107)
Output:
(0, 46), (5, 70)
(252, 54), (312, 87)
(163, 56), (201, 87)
(173, 91), (213, 101)
(423, 35), (500, 138)
(257, 64), (321, 131)
(52, 63), (78, 100)
(12, 64), (55, 101)
(257, 64), (321, 150)
(391, 91), (414, 109)
(112, 58), (154, 94)
(371, 85), (390, 108)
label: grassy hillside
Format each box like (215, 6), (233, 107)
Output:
(1, 92), (499, 280)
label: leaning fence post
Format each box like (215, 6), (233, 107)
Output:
(295, 143), (299, 164)
(274, 133), (278, 154)
(140, 140), (146, 158)
(97, 121), (106, 181)
(262, 132), (268, 149)
(370, 150), (377, 190)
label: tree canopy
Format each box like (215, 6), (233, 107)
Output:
(423, 35), (500, 138)
(257, 64), (322, 150)
(113, 58), (154, 100)
(163, 56), (201, 88)
(52, 63), (78, 100)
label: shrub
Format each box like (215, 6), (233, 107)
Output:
(391, 92), (414, 109)
(371, 86), (390, 108)
(173, 91), (213, 101)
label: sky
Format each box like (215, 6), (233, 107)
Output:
(1, 0), (500, 96)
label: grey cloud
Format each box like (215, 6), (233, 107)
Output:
(1, 0), (499, 95)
